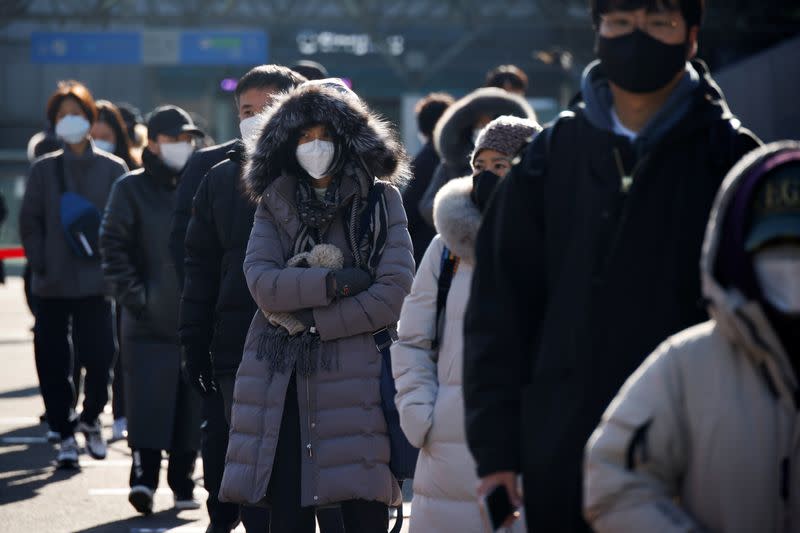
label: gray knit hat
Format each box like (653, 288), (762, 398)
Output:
(471, 115), (542, 167)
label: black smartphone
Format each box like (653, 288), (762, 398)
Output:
(481, 484), (518, 531)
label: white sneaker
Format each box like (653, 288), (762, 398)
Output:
(56, 437), (80, 469)
(129, 485), (154, 515)
(174, 492), (202, 511)
(111, 417), (128, 441)
(77, 420), (107, 460)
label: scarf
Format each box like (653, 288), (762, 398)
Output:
(259, 161), (390, 378)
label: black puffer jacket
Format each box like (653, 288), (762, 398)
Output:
(169, 139), (238, 288)
(463, 61), (761, 531)
(179, 142), (255, 376)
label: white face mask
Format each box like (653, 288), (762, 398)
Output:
(56, 115), (91, 145)
(239, 116), (261, 141)
(160, 141), (195, 172)
(94, 139), (116, 153)
(753, 245), (800, 316)
(296, 139), (335, 180)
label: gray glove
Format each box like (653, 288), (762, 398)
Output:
(331, 267), (372, 298)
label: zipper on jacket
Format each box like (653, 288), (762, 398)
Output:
(306, 375), (313, 459)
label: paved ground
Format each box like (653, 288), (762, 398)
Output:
(0, 277), (410, 533)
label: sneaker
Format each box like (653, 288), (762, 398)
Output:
(111, 417), (128, 442)
(77, 420), (107, 460)
(129, 485), (154, 515)
(46, 430), (60, 444)
(174, 492), (201, 511)
(56, 437), (80, 469)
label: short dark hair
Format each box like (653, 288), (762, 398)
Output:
(590, 0), (704, 27)
(46, 80), (98, 126)
(235, 65), (308, 104)
(291, 60), (329, 81)
(485, 65), (529, 94)
(415, 93), (455, 139)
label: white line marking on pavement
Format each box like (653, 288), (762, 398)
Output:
(130, 528), (246, 533)
(90, 488), (177, 496)
(0, 417), (42, 425)
(1, 436), (48, 444)
(79, 459), (131, 467)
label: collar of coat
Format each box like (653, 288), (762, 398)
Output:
(433, 175), (481, 265)
(701, 141), (800, 399)
(242, 84), (410, 202)
(433, 87), (536, 171)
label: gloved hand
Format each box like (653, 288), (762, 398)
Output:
(294, 308), (316, 328)
(181, 346), (218, 397)
(331, 267), (372, 298)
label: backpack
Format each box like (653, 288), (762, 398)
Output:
(55, 154), (102, 259)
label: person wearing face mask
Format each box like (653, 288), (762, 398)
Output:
(91, 99), (141, 443)
(584, 141), (800, 532)
(218, 79), (414, 532)
(417, 87), (536, 229)
(462, 1), (762, 531)
(393, 116), (540, 533)
(19, 80), (128, 469)
(179, 64), (306, 533)
(99, 105), (204, 515)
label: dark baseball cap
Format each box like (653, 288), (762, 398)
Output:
(745, 159), (800, 252)
(147, 105), (205, 140)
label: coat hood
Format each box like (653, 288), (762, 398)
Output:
(243, 84), (411, 201)
(433, 88), (536, 171)
(701, 141), (800, 392)
(433, 176), (481, 264)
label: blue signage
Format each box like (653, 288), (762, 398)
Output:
(31, 32), (142, 64)
(180, 30), (268, 65)
(30, 30), (268, 65)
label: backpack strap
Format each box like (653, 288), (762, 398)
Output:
(432, 245), (460, 350)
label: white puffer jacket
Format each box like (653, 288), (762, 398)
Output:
(392, 177), (525, 532)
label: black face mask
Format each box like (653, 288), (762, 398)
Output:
(471, 170), (502, 213)
(597, 29), (688, 93)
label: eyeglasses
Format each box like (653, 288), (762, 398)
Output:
(599, 11), (681, 41)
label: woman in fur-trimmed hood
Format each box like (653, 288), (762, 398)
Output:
(417, 87), (536, 226)
(392, 116), (540, 532)
(220, 79), (415, 530)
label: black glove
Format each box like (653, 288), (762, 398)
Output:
(331, 267), (373, 298)
(294, 308), (316, 328)
(181, 346), (218, 397)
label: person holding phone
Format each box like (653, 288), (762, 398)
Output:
(392, 116), (540, 532)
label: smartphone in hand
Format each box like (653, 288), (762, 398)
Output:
(480, 484), (520, 531)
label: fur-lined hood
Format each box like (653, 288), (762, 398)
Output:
(433, 176), (481, 264)
(433, 88), (536, 170)
(243, 84), (411, 201)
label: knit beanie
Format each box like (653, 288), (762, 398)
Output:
(471, 115), (542, 167)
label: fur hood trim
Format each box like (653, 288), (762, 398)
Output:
(243, 84), (411, 201)
(434, 88), (536, 169)
(433, 176), (481, 264)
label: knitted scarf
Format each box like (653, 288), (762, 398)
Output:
(258, 160), (389, 378)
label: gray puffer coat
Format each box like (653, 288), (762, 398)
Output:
(220, 83), (414, 509)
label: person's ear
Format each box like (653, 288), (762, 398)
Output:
(147, 139), (160, 155)
(687, 26), (700, 59)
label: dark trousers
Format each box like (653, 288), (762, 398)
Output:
(266, 374), (387, 533)
(34, 296), (114, 439)
(111, 304), (125, 420)
(131, 448), (196, 496)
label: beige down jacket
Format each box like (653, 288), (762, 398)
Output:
(393, 177), (526, 532)
(220, 83), (414, 508)
(584, 143), (800, 533)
